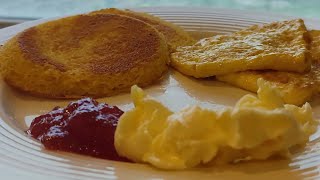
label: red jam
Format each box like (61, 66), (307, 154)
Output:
(27, 97), (129, 161)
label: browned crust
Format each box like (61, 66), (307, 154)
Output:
(18, 28), (66, 71)
(85, 16), (161, 74)
(16, 14), (162, 74)
(90, 8), (177, 39)
(89, 8), (195, 51)
(1, 13), (170, 99)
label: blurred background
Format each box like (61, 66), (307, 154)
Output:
(0, 0), (318, 27)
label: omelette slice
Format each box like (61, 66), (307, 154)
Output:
(217, 30), (320, 105)
(171, 19), (310, 78)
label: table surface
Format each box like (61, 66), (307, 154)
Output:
(0, 0), (318, 20)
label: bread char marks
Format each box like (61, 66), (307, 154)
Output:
(18, 28), (66, 71)
(17, 14), (161, 74)
(91, 9), (177, 40)
(87, 15), (161, 74)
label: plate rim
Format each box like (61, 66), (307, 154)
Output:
(1, 6), (320, 180)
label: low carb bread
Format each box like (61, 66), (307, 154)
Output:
(1, 14), (170, 98)
(89, 8), (195, 52)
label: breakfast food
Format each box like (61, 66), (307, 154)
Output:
(27, 97), (129, 161)
(2, 8), (318, 171)
(1, 14), (169, 98)
(216, 65), (319, 105)
(171, 19), (310, 78)
(115, 79), (318, 169)
(89, 8), (195, 51)
(310, 30), (320, 62)
(217, 30), (320, 105)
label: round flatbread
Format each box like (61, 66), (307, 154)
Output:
(1, 14), (169, 98)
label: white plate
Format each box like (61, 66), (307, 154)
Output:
(1, 7), (320, 180)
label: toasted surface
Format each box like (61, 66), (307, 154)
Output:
(217, 30), (320, 105)
(171, 19), (310, 78)
(310, 30), (320, 62)
(1, 14), (169, 98)
(89, 8), (195, 51)
(217, 67), (318, 105)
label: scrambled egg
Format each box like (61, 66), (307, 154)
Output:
(115, 79), (318, 170)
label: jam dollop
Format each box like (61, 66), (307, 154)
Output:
(27, 97), (128, 161)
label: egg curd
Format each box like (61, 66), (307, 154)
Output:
(115, 79), (318, 170)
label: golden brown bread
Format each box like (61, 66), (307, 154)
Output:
(171, 19), (310, 78)
(1, 14), (170, 98)
(217, 30), (320, 105)
(310, 30), (320, 62)
(89, 8), (195, 51)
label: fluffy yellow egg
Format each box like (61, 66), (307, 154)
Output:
(115, 79), (318, 170)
